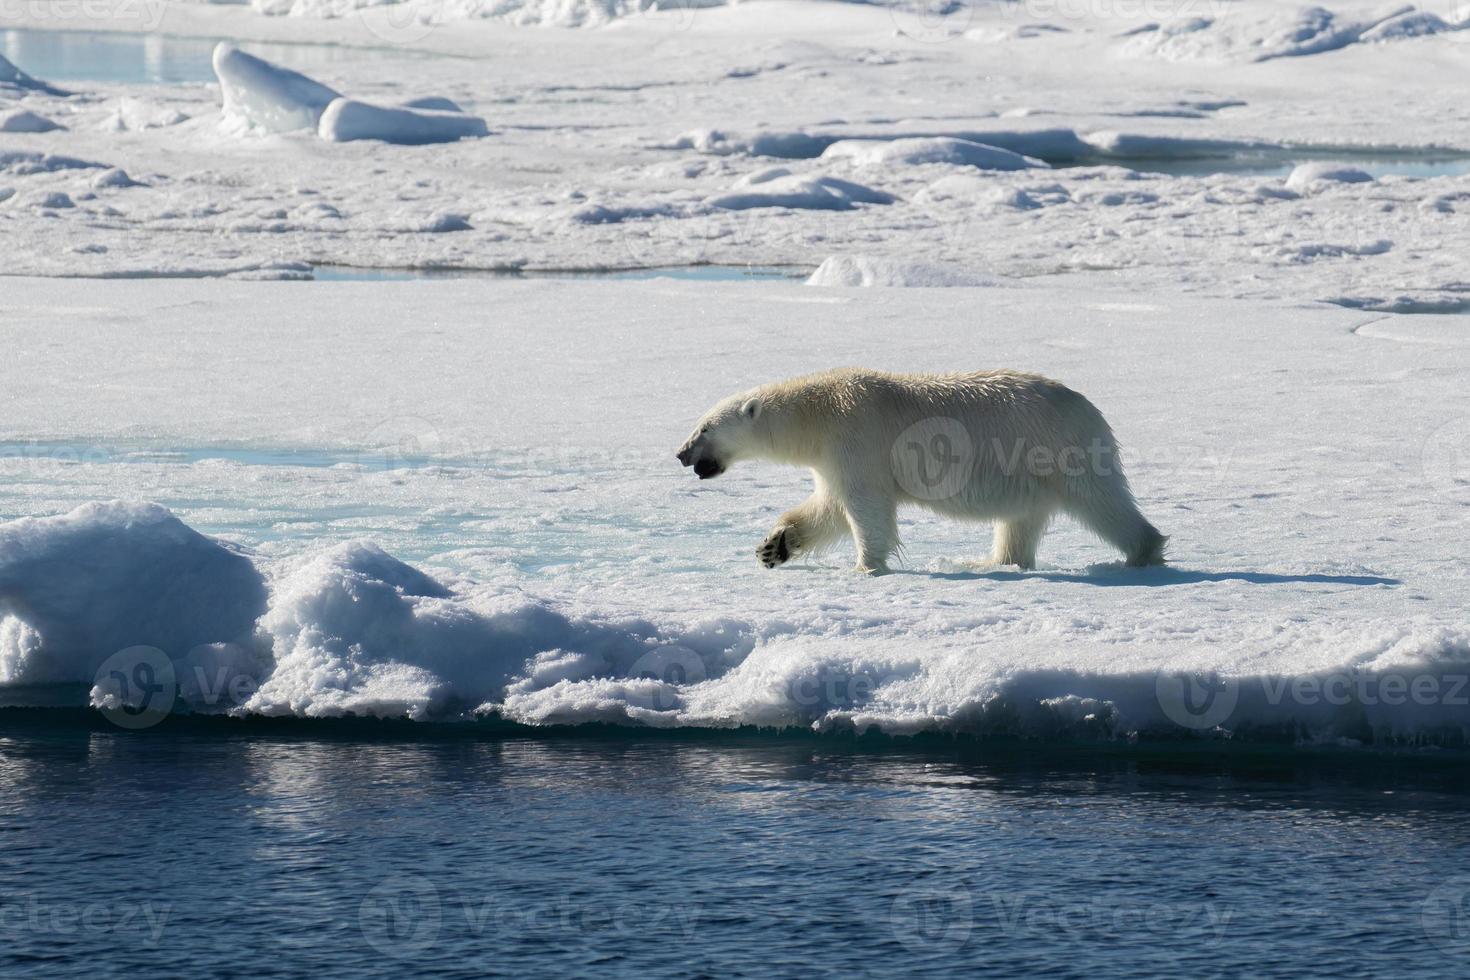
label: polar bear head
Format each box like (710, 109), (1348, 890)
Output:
(676, 392), (763, 479)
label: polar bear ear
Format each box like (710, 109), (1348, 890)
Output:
(740, 398), (763, 421)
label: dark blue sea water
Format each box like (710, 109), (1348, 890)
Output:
(3, 714), (1470, 978)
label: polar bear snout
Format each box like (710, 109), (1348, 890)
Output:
(677, 434), (726, 479)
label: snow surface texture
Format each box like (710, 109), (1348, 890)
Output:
(0, 0), (1467, 309)
(0, 279), (1465, 745)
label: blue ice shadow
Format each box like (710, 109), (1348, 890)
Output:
(900, 566), (1401, 588)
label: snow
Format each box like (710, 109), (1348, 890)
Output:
(707, 173), (895, 210)
(0, 109), (62, 134)
(318, 97), (489, 144)
(0, 278), (1464, 744)
(820, 137), (1046, 171)
(805, 255), (994, 287)
(1285, 161), (1375, 192)
(0, 2), (1465, 306)
(0, 501), (266, 686)
(0, 1), (1468, 742)
(214, 42), (340, 134)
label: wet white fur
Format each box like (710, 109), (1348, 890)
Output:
(679, 368), (1167, 574)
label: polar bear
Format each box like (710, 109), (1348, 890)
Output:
(676, 368), (1166, 574)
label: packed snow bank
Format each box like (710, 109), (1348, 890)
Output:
(0, 497), (1465, 744)
(0, 502), (267, 686)
(821, 137), (1046, 171)
(214, 43), (339, 134)
(707, 174), (894, 210)
(805, 255), (994, 287)
(318, 97), (488, 145)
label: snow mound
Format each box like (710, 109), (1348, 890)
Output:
(707, 174), (894, 211)
(214, 42), (340, 134)
(665, 129), (832, 159)
(100, 97), (189, 133)
(243, 539), (741, 721)
(0, 151), (105, 177)
(0, 502), (267, 686)
(318, 97), (488, 145)
(213, 44), (487, 145)
(1285, 162), (1375, 193)
(821, 137), (1046, 171)
(0, 110), (63, 134)
(1121, 6), (1468, 62)
(92, 167), (144, 189)
(805, 255), (994, 287)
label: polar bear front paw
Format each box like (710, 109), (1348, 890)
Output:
(757, 526), (796, 569)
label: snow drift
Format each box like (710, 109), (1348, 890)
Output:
(805, 255), (995, 287)
(213, 43), (487, 144)
(318, 97), (490, 144)
(0, 502), (266, 686)
(214, 43), (340, 134)
(821, 137), (1046, 171)
(0, 502), (1466, 746)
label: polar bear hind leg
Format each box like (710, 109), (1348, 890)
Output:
(1064, 490), (1167, 567)
(991, 512), (1052, 569)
